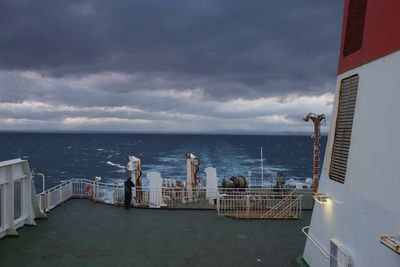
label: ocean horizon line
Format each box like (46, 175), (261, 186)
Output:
(0, 129), (328, 136)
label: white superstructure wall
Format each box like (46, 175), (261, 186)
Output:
(304, 51), (400, 267)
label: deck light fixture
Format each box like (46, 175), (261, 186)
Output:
(313, 192), (329, 204)
(380, 235), (400, 254)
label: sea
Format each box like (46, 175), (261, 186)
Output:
(0, 132), (327, 190)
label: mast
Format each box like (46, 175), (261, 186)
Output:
(303, 113), (325, 193)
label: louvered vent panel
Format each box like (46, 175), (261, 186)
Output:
(329, 75), (359, 184)
(330, 239), (351, 267)
(343, 0), (368, 56)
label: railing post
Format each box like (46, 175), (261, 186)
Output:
(80, 180), (83, 197)
(40, 192), (45, 212)
(81, 180), (85, 198)
(93, 181), (97, 202)
(216, 194), (220, 215)
(47, 191), (50, 211)
(246, 195), (250, 220)
(114, 185), (117, 207)
(69, 180), (73, 198)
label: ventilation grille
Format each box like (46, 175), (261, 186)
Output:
(330, 239), (338, 267)
(343, 0), (368, 56)
(329, 75), (359, 184)
(330, 239), (350, 267)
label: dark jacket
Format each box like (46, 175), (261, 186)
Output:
(124, 180), (135, 193)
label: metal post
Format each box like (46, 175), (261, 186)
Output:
(93, 181), (96, 202)
(69, 180), (73, 198)
(260, 147), (264, 188)
(40, 193), (45, 212)
(94, 177), (101, 202)
(47, 191), (50, 211)
(59, 186), (62, 203)
(246, 195), (250, 220)
(216, 194), (220, 215)
(303, 113), (325, 194)
(313, 122), (320, 193)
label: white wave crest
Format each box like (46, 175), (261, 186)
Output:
(106, 161), (126, 170)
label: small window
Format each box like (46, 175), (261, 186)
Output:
(330, 75), (359, 183)
(343, 0), (368, 56)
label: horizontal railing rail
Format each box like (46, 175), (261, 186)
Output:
(37, 180), (74, 212)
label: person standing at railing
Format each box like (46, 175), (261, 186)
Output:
(124, 176), (135, 210)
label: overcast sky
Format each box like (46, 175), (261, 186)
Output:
(0, 0), (343, 133)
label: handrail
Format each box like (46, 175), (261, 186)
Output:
(261, 197), (292, 219)
(273, 195), (302, 218)
(261, 190), (297, 218)
(41, 180), (72, 194)
(70, 178), (93, 183)
(37, 180), (73, 212)
(302, 226), (329, 259)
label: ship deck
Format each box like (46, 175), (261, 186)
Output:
(0, 200), (311, 267)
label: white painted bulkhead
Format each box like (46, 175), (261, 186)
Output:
(0, 158), (45, 238)
(303, 51), (400, 267)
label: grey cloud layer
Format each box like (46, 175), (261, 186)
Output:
(0, 0), (342, 99)
(0, 1), (342, 132)
(0, 70), (334, 132)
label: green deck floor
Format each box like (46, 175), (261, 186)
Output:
(0, 200), (311, 267)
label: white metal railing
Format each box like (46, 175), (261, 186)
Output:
(93, 181), (124, 205)
(37, 179), (125, 211)
(217, 189), (303, 219)
(35, 179), (311, 216)
(37, 180), (73, 212)
(161, 188), (216, 208)
(70, 178), (93, 198)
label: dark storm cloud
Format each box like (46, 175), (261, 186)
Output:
(0, 0), (343, 99)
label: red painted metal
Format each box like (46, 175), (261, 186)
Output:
(303, 113), (326, 194)
(338, 0), (400, 74)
